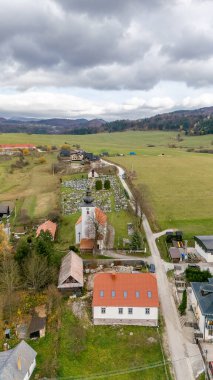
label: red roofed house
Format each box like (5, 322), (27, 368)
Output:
(93, 273), (159, 326)
(36, 220), (57, 240)
(75, 187), (107, 252)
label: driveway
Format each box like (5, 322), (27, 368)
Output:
(101, 159), (203, 380)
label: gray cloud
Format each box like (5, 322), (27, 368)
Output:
(0, 0), (213, 116)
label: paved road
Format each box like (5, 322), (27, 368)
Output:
(101, 159), (199, 380)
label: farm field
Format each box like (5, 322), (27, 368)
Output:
(0, 131), (213, 237)
(31, 306), (171, 380)
(111, 151), (213, 237)
(0, 153), (59, 224)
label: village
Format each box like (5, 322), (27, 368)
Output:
(0, 143), (213, 380)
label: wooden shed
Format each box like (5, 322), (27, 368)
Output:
(58, 251), (84, 295)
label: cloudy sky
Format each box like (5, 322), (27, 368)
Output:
(1, 0), (213, 120)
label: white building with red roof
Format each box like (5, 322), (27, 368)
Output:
(93, 273), (159, 326)
(75, 187), (107, 252)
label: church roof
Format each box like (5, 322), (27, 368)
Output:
(95, 208), (107, 226)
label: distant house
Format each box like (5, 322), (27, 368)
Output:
(70, 150), (84, 161)
(129, 152), (136, 155)
(88, 169), (99, 179)
(0, 204), (10, 218)
(0, 340), (37, 380)
(194, 236), (213, 263)
(58, 251), (83, 294)
(36, 220), (57, 240)
(93, 273), (159, 326)
(190, 278), (213, 341)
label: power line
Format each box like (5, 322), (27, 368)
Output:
(40, 353), (203, 380)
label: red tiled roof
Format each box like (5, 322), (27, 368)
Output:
(80, 238), (94, 250)
(93, 273), (159, 307)
(36, 220), (57, 239)
(0, 144), (36, 149)
(75, 216), (82, 225)
(95, 207), (107, 226)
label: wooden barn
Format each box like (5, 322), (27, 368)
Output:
(58, 251), (83, 294)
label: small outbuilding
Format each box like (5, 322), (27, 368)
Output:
(28, 313), (46, 339)
(169, 247), (181, 263)
(0, 204), (10, 218)
(58, 251), (84, 294)
(88, 169), (99, 179)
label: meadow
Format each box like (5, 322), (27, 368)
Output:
(0, 131), (213, 237)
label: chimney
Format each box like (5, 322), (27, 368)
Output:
(17, 356), (22, 371)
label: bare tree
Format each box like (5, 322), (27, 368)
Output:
(0, 255), (20, 320)
(23, 253), (49, 291)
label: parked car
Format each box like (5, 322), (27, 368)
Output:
(149, 264), (155, 273)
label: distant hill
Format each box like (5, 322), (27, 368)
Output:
(0, 107), (213, 135)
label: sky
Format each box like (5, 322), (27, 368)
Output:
(1, 0), (213, 120)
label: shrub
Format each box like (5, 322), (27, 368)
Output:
(178, 289), (187, 315)
(104, 179), (110, 190)
(95, 180), (102, 191)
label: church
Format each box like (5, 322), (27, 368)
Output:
(75, 187), (107, 252)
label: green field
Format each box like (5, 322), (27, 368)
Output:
(0, 131), (213, 237)
(31, 306), (171, 380)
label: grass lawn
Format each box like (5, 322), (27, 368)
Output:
(58, 309), (170, 380)
(31, 305), (171, 380)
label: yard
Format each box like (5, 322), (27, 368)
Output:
(31, 303), (172, 380)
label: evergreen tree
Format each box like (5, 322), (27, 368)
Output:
(104, 179), (111, 190)
(130, 231), (142, 250)
(95, 180), (102, 191)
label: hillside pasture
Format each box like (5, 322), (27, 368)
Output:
(0, 154), (59, 223)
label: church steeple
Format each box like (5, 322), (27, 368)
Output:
(81, 187), (95, 207)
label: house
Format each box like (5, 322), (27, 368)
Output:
(58, 251), (83, 294)
(190, 278), (213, 341)
(194, 236), (213, 263)
(36, 220), (57, 240)
(28, 314), (46, 339)
(92, 272), (159, 326)
(70, 150), (84, 161)
(88, 169), (99, 179)
(0, 340), (37, 380)
(75, 187), (107, 252)
(0, 204), (10, 218)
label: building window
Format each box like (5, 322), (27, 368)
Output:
(136, 291), (140, 298)
(128, 308), (133, 314)
(118, 308), (123, 314)
(123, 291), (127, 298)
(147, 291), (152, 298)
(100, 290), (104, 297)
(145, 308), (150, 315)
(87, 210), (89, 215)
(101, 307), (106, 314)
(112, 290), (116, 297)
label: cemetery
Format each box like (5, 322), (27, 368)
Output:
(61, 174), (128, 215)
